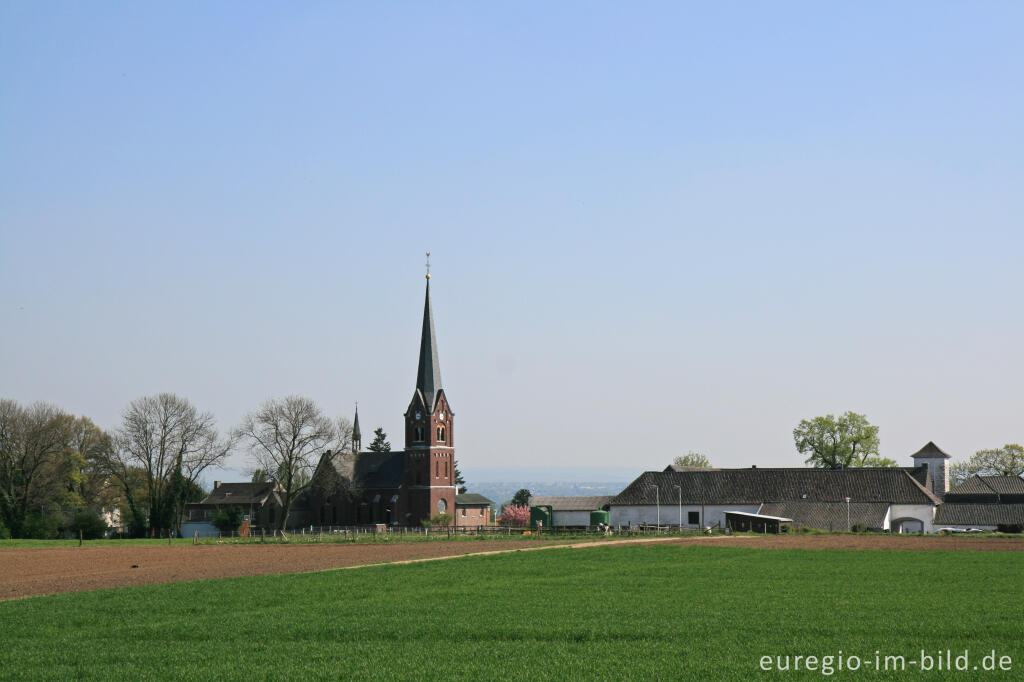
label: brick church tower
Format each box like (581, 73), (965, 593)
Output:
(402, 271), (455, 524)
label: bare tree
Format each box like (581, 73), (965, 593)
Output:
(112, 393), (232, 536)
(235, 396), (337, 530)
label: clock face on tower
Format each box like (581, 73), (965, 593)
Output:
(414, 411), (422, 421)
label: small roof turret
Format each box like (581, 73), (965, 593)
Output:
(910, 441), (951, 459)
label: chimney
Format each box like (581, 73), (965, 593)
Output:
(214, 481), (221, 489)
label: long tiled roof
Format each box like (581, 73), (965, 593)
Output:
(529, 496), (614, 511)
(977, 475), (1024, 496)
(759, 501), (890, 530)
(611, 468), (940, 506)
(945, 475), (1024, 503)
(934, 503), (1024, 526)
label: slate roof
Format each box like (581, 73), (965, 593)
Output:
(353, 451), (406, 489)
(201, 482), (277, 506)
(529, 495), (614, 511)
(759, 501), (891, 530)
(911, 441), (951, 459)
(934, 503), (1024, 526)
(611, 468), (941, 506)
(313, 449), (406, 490)
(416, 279), (443, 412)
(455, 494), (493, 506)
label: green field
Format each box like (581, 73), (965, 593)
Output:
(1, 545), (1021, 680)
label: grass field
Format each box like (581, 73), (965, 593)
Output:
(1, 544), (1021, 680)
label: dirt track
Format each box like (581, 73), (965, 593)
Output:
(1, 534), (1021, 601)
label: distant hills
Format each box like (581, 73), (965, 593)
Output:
(468, 481), (629, 509)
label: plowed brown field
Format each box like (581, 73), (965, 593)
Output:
(2, 534), (1020, 600)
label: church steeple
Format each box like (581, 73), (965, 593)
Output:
(416, 269), (443, 412)
(352, 403), (361, 455)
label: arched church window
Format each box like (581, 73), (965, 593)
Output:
(414, 426), (423, 442)
(437, 499), (447, 514)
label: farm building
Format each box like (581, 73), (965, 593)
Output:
(455, 493), (493, 527)
(528, 496), (613, 527)
(609, 454), (943, 533)
(182, 481), (284, 537)
(933, 474), (1024, 531)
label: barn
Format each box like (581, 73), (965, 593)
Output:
(528, 496), (613, 527)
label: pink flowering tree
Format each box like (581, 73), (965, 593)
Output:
(498, 504), (530, 527)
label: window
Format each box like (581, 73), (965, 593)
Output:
(688, 511), (699, 525)
(414, 426), (423, 442)
(461, 508), (467, 517)
(437, 499), (447, 514)
(435, 461), (439, 478)
(445, 460), (449, 478)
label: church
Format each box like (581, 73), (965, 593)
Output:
(306, 271), (456, 526)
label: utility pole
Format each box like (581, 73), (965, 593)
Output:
(648, 485), (660, 530)
(673, 484), (682, 529)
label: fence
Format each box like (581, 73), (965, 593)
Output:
(190, 523), (724, 543)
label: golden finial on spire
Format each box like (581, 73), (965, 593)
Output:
(425, 251), (431, 279)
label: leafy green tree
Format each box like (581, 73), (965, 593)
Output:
(211, 506), (245, 534)
(0, 400), (75, 536)
(793, 412), (889, 468)
(950, 444), (1024, 486)
(673, 452), (710, 468)
(68, 510), (108, 539)
(511, 488), (531, 507)
(368, 427), (391, 452)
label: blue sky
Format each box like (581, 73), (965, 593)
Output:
(2, 3), (1022, 483)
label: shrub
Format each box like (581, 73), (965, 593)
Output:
(422, 512), (452, 527)
(851, 522), (868, 533)
(211, 506), (245, 534)
(0, 518), (9, 540)
(996, 523), (1023, 534)
(19, 513), (62, 539)
(68, 511), (108, 540)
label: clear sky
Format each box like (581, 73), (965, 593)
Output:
(2, 3), (1022, 483)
